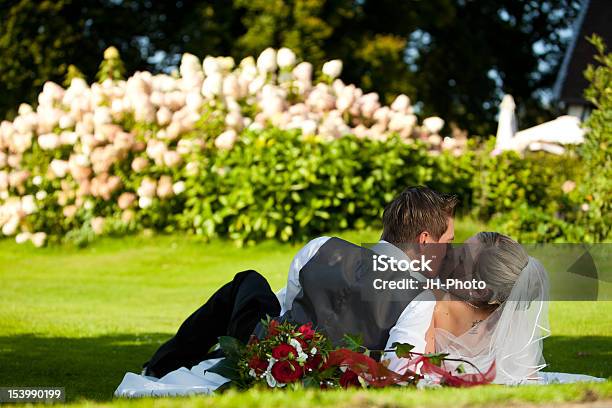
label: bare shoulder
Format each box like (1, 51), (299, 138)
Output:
(432, 290), (451, 317)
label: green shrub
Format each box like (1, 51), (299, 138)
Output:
(567, 35), (611, 242)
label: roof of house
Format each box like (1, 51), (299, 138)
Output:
(554, 0), (612, 105)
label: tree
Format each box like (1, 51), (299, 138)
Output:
(0, 0), (156, 118)
(1, 0), (580, 136)
(228, 0), (580, 135)
(571, 35), (611, 241)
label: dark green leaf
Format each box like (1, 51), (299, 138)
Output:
(392, 342), (415, 358)
(342, 333), (364, 352)
(423, 352), (449, 367)
(218, 336), (245, 359)
(206, 357), (241, 381)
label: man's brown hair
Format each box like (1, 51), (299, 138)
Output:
(381, 186), (458, 244)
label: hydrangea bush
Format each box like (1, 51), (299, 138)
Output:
(0, 46), (604, 246)
(0, 47), (464, 246)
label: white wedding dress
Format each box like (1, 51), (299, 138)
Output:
(115, 358), (228, 398)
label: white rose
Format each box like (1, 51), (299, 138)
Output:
(257, 48), (277, 73)
(277, 48), (296, 68)
(32, 175), (43, 186)
(322, 59), (342, 79)
(265, 371), (278, 388)
(289, 338), (308, 362)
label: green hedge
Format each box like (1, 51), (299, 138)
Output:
(34, 127), (583, 246)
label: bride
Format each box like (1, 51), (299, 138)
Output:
(115, 232), (602, 397)
(421, 232), (553, 384)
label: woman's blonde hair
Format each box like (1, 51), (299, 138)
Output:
(473, 232), (529, 304)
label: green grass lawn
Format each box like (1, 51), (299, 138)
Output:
(0, 219), (610, 406)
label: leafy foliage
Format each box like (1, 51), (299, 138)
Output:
(570, 35), (612, 242)
(391, 342), (414, 358)
(491, 36), (612, 243)
(8, 124), (587, 246)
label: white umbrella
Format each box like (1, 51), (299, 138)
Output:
(513, 115), (585, 152)
(495, 94), (517, 151)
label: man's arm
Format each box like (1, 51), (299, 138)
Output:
(277, 236), (331, 315)
(381, 290), (436, 373)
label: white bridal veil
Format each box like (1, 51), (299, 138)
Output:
(435, 256), (551, 385)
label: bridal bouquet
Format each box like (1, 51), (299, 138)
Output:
(208, 319), (496, 390)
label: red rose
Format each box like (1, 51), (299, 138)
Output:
(271, 360), (303, 383)
(268, 320), (280, 337)
(298, 322), (315, 340)
(339, 370), (361, 388)
(248, 356), (268, 374)
(272, 343), (297, 360)
(305, 354), (323, 371)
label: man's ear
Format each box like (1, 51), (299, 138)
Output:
(417, 231), (430, 244)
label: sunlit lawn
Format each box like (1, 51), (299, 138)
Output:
(0, 218), (610, 406)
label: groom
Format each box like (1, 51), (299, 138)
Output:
(143, 186), (458, 377)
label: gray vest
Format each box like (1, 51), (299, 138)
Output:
(284, 237), (423, 350)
